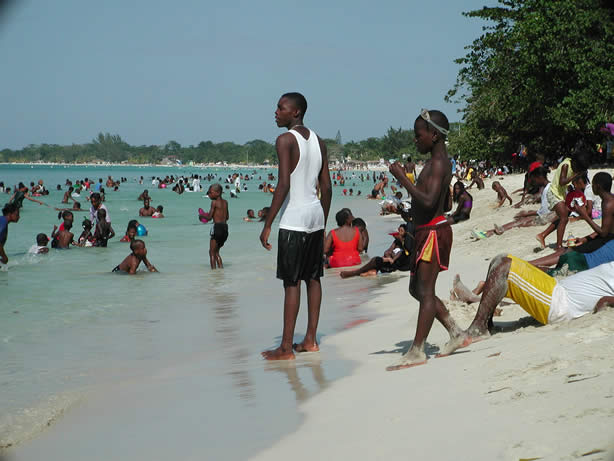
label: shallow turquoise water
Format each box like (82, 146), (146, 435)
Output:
(0, 165), (403, 459)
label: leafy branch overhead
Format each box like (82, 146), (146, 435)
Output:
(446, 0), (614, 161)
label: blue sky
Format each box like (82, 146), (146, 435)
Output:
(0, 0), (489, 149)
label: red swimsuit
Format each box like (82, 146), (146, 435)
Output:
(329, 227), (361, 268)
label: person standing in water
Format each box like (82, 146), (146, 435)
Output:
(0, 203), (20, 264)
(387, 109), (466, 371)
(260, 92), (332, 360)
(207, 184), (229, 269)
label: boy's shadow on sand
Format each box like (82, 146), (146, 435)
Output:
(492, 316), (543, 333)
(369, 317), (543, 357)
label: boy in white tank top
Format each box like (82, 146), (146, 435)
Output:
(259, 92), (332, 360)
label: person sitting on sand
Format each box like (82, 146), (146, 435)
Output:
(441, 255), (614, 357)
(29, 233), (50, 254)
(530, 172), (614, 268)
(324, 208), (364, 268)
(152, 205), (164, 218)
(476, 167), (555, 238)
(139, 198), (156, 217)
(447, 181), (472, 224)
(380, 191), (405, 215)
(535, 174), (591, 244)
(112, 239), (158, 274)
(120, 220), (139, 242)
(537, 238), (614, 277)
(565, 174), (592, 221)
(243, 209), (256, 222)
(492, 181), (512, 208)
(513, 163), (544, 207)
(352, 217), (369, 253)
(340, 222), (413, 278)
(537, 148), (591, 249)
(466, 175), (484, 190)
(93, 209), (115, 247)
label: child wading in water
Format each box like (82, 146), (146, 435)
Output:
(112, 239), (158, 274)
(120, 220), (139, 242)
(77, 219), (94, 246)
(206, 184), (229, 269)
(93, 208), (115, 247)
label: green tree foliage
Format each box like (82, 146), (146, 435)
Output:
(446, 0), (614, 161)
(342, 127), (419, 161)
(0, 133), (278, 165)
(1, 127), (427, 164)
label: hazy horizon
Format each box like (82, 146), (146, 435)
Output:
(0, 0), (488, 150)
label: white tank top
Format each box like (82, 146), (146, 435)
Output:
(278, 128), (325, 233)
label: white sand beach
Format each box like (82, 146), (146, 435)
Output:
(252, 172), (614, 461)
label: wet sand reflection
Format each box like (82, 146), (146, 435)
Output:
(264, 355), (329, 403)
(208, 271), (255, 404)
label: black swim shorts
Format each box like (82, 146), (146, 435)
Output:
(277, 229), (324, 283)
(210, 222), (229, 248)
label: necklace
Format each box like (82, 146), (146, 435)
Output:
(290, 124), (304, 130)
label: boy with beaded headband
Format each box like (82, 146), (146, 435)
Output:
(387, 109), (467, 370)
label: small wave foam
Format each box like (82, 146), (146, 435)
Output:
(0, 390), (86, 449)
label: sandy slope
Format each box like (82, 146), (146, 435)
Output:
(251, 171), (614, 461)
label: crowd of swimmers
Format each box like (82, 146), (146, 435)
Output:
(0, 176), (163, 274)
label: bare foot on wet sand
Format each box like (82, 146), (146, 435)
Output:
(293, 342), (319, 353)
(536, 234), (546, 249)
(386, 349), (427, 371)
(339, 270), (353, 279)
(262, 347), (295, 361)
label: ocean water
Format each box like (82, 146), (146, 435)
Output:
(0, 165), (405, 460)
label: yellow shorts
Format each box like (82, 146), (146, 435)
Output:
(505, 255), (556, 325)
(406, 172), (415, 184)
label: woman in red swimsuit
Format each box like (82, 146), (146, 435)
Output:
(324, 208), (364, 268)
